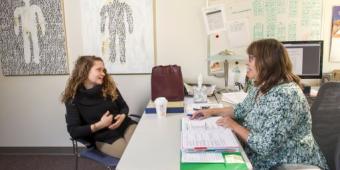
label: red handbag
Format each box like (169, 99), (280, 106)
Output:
(151, 65), (184, 101)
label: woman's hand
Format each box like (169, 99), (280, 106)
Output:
(216, 116), (250, 142)
(92, 111), (113, 132)
(216, 116), (237, 129)
(108, 114), (126, 130)
(190, 109), (213, 120)
(98, 111), (113, 128)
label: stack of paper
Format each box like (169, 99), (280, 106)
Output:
(221, 91), (247, 104)
(180, 117), (240, 163)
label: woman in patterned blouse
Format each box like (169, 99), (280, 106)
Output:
(192, 39), (328, 170)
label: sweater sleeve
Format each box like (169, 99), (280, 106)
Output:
(65, 101), (92, 139)
(116, 89), (129, 115)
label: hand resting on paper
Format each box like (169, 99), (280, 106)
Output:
(216, 116), (237, 129)
(190, 109), (213, 120)
(190, 107), (235, 120)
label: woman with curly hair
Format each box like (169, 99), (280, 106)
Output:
(62, 56), (137, 158)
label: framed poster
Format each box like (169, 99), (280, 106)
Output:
(80, 0), (154, 74)
(0, 0), (68, 76)
(330, 6), (340, 62)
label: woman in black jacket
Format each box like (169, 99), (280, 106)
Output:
(61, 55), (137, 158)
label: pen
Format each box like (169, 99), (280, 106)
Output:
(187, 147), (239, 152)
(186, 112), (204, 118)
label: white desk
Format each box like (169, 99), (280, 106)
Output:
(117, 98), (253, 170)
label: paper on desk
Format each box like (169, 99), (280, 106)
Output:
(181, 129), (239, 151)
(224, 154), (245, 163)
(221, 91), (247, 104)
(182, 116), (224, 131)
(181, 117), (239, 151)
(181, 151), (224, 163)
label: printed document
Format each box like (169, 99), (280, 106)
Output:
(181, 151), (224, 163)
(181, 117), (239, 152)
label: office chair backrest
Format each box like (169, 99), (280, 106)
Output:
(311, 82), (340, 170)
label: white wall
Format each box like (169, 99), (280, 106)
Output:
(0, 0), (339, 146)
(0, 0), (150, 147)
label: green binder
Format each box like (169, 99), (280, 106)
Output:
(180, 152), (249, 170)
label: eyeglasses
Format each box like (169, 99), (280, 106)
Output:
(248, 55), (255, 62)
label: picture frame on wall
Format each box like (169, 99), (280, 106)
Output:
(80, 0), (155, 74)
(330, 6), (340, 62)
(0, 0), (69, 76)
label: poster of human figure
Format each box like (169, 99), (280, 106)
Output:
(81, 0), (154, 74)
(0, 0), (68, 76)
(330, 6), (340, 62)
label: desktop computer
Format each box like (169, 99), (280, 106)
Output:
(281, 40), (323, 79)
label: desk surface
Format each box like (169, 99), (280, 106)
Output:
(116, 98), (253, 170)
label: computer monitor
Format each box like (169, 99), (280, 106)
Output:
(281, 40), (323, 79)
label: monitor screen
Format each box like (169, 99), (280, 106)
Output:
(281, 41), (323, 79)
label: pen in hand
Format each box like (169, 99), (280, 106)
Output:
(189, 111), (204, 120)
(188, 106), (211, 119)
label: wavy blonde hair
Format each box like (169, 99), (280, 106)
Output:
(61, 56), (117, 103)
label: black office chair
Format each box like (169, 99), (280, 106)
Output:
(311, 82), (340, 170)
(275, 82), (340, 170)
(336, 136), (340, 170)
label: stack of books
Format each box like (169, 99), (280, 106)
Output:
(144, 100), (184, 114)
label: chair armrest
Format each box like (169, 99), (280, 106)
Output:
(129, 114), (142, 122)
(129, 114), (141, 118)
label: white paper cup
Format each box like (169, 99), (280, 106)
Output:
(154, 97), (168, 117)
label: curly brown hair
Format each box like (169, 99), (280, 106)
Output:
(61, 56), (117, 103)
(247, 39), (302, 94)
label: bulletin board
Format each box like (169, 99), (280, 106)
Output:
(206, 0), (323, 86)
(208, 0), (323, 54)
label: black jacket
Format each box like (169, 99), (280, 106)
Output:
(65, 85), (136, 144)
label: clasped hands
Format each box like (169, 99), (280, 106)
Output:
(190, 109), (237, 130)
(99, 111), (126, 130)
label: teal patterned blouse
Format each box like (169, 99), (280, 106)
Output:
(234, 82), (328, 170)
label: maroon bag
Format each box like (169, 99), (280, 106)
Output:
(151, 65), (184, 101)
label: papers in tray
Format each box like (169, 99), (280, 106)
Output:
(221, 91), (247, 104)
(181, 117), (240, 153)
